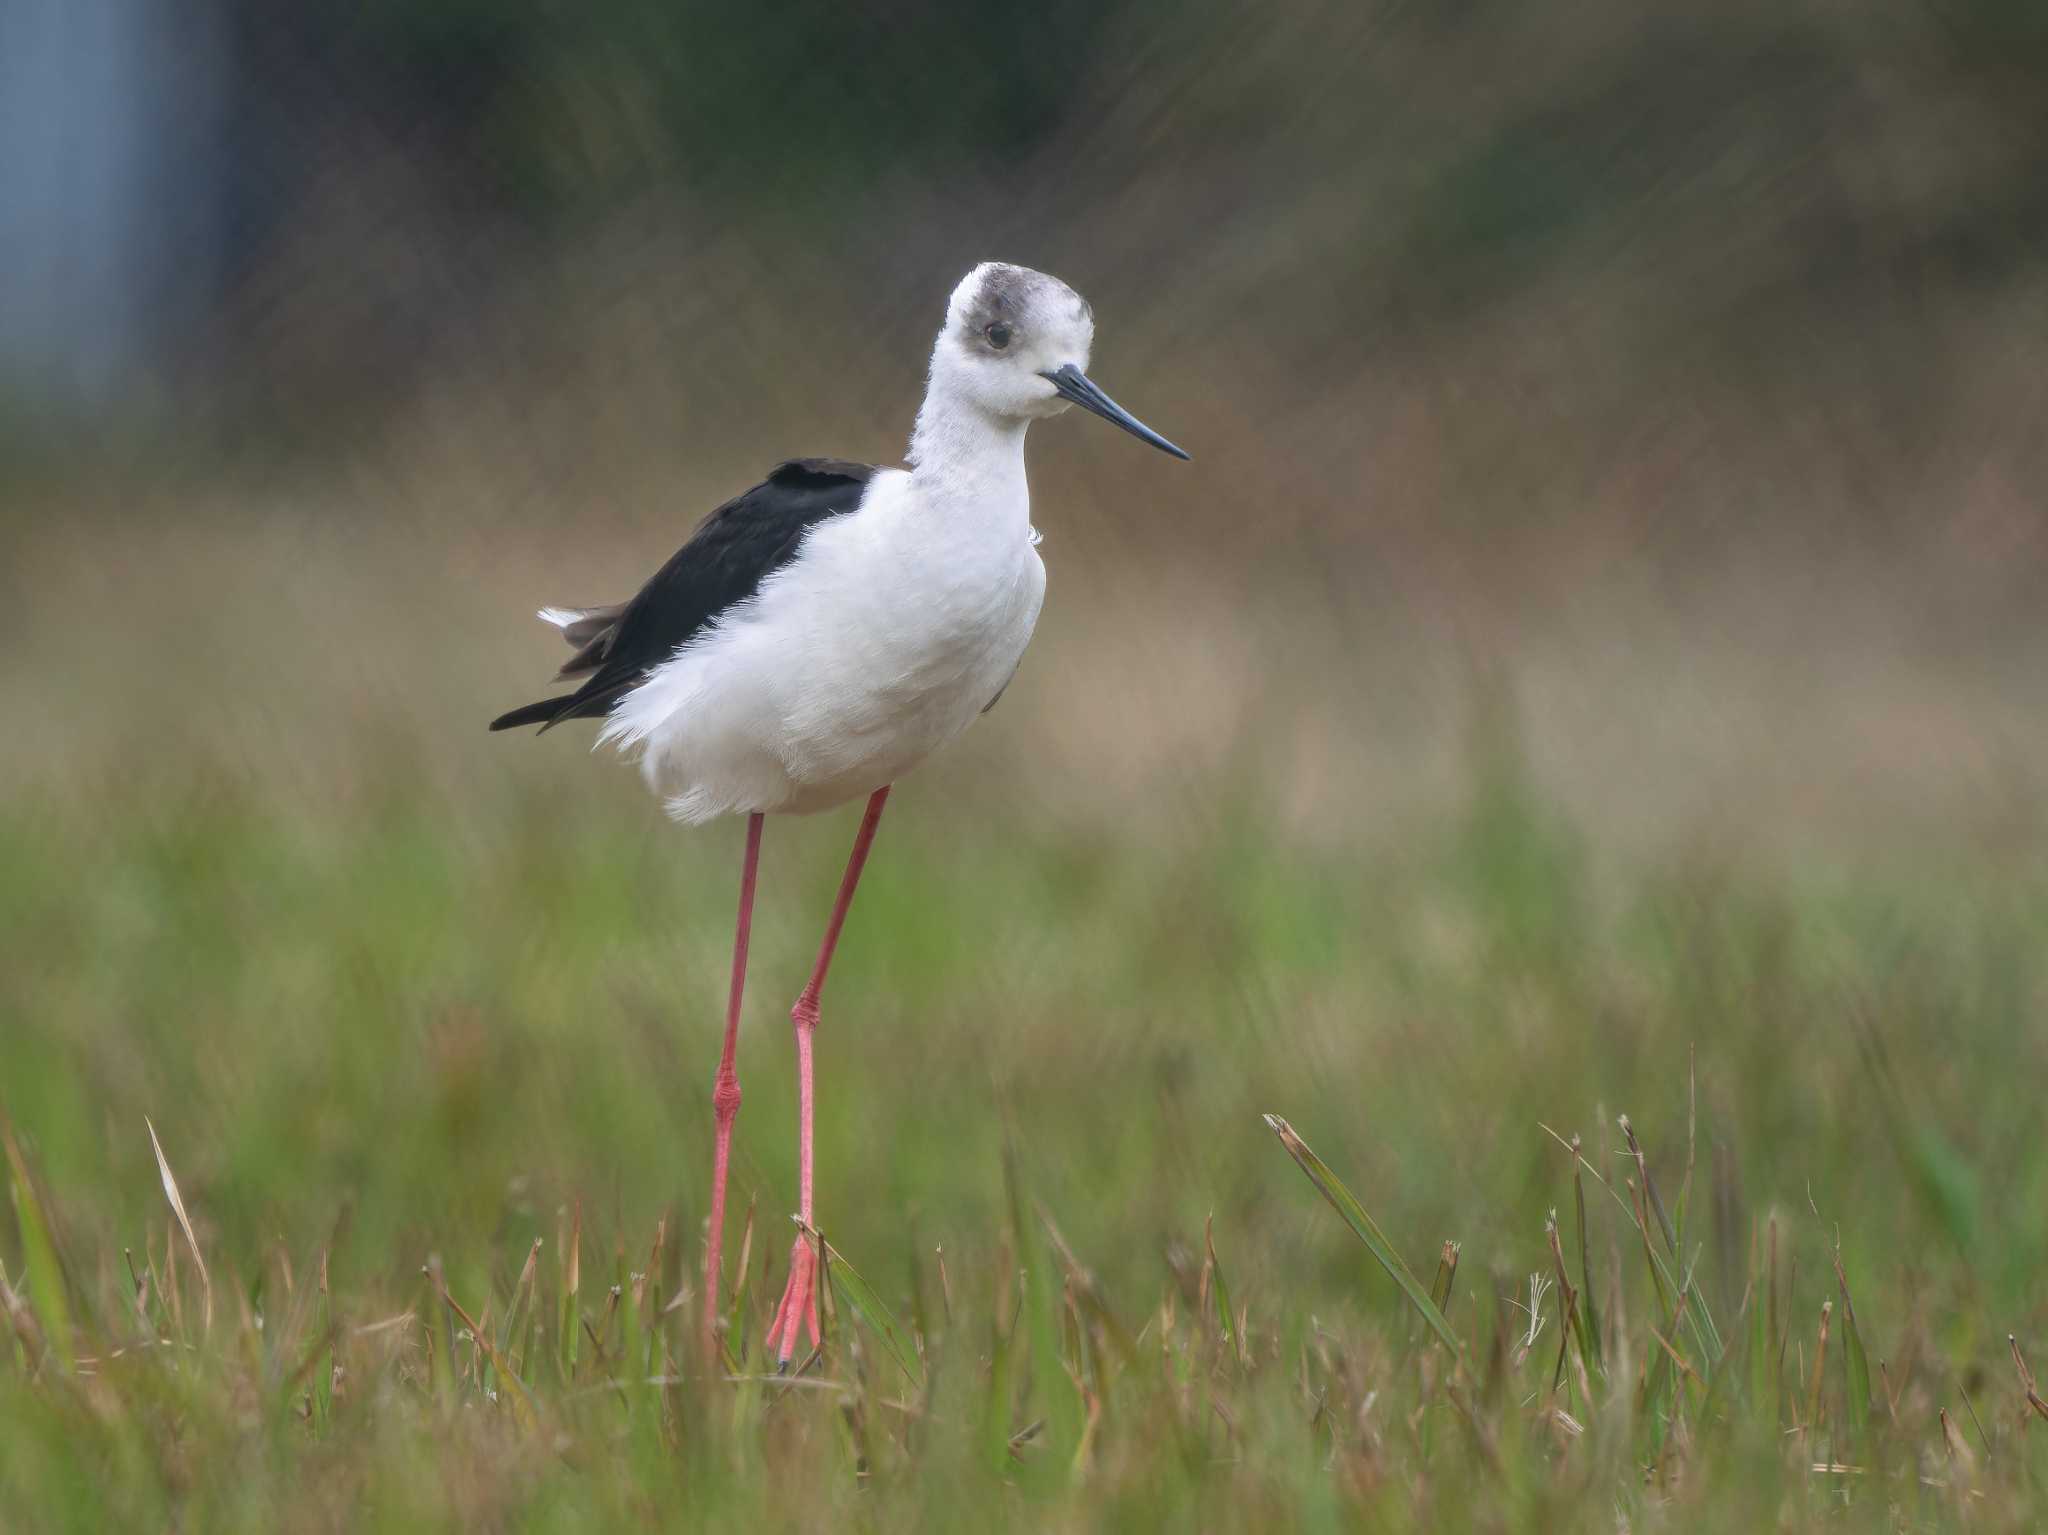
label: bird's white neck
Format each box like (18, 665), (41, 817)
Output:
(905, 387), (1030, 518)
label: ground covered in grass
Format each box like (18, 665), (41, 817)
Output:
(4, 503), (2047, 1528)
(5, 734), (2046, 1530)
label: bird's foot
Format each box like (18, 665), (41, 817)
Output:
(764, 1233), (821, 1370)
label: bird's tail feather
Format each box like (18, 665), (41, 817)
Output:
(489, 695), (576, 732)
(539, 604), (624, 649)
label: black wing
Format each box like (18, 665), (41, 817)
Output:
(489, 458), (876, 732)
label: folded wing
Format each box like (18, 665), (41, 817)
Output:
(490, 459), (877, 733)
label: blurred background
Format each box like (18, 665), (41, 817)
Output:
(4, 0), (2046, 1347)
(9, 0), (2048, 846)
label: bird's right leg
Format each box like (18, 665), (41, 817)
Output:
(703, 811), (764, 1364)
(764, 786), (890, 1368)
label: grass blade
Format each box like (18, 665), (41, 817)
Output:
(1, 1120), (72, 1374)
(423, 1257), (457, 1407)
(1545, 1213), (1596, 1387)
(723, 1195), (755, 1371)
(1828, 1239), (1872, 1437)
(797, 1219), (923, 1388)
(984, 1263), (1017, 1472)
(1804, 1299), (1831, 1444)
(2008, 1336), (2048, 1424)
(558, 1202), (580, 1384)
(1037, 1205), (1137, 1377)
(1430, 1239), (1462, 1316)
(1004, 1143), (1082, 1477)
(1264, 1115), (1463, 1355)
(313, 1249), (333, 1434)
(1673, 1050), (1696, 1268)
(1620, 1116), (1677, 1256)
(1743, 1242), (1771, 1420)
(500, 1238), (541, 1378)
(1204, 1213), (1238, 1361)
(145, 1118), (213, 1334)
(428, 1263), (538, 1430)
(1541, 1122), (1719, 1364)
(1569, 1135), (1600, 1368)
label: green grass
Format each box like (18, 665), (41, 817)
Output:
(4, 721), (2047, 1529)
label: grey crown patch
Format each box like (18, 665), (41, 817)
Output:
(963, 264), (1089, 347)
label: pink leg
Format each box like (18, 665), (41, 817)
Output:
(704, 812), (764, 1361)
(765, 785), (891, 1367)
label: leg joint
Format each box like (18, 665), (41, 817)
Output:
(712, 1072), (741, 1120)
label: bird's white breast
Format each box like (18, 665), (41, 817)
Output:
(605, 468), (1046, 823)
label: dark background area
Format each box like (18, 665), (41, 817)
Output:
(11, 1), (2048, 579)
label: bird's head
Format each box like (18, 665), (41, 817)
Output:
(929, 262), (1189, 460)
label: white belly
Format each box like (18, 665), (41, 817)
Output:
(600, 493), (1046, 824)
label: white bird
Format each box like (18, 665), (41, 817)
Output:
(492, 262), (1188, 1369)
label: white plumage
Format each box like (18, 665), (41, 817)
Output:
(597, 262), (1092, 823)
(601, 462), (1047, 822)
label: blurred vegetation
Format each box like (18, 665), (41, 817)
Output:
(334, 0), (1118, 202)
(182, 0), (2048, 448)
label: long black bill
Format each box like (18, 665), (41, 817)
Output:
(1042, 364), (1191, 460)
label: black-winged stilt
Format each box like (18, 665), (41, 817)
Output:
(491, 262), (1188, 1367)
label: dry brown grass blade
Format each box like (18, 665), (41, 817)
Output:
(1649, 1324), (1704, 1389)
(144, 1118), (211, 1334)
(1619, 1117), (1676, 1256)
(1878, 1358), (1901, 1423)
(1431, 1239), (1462, 1315)
(559, 1201), (581, 1381)
(1544, 1213), (1594, 1388)
(2008, 1335), (2048, 1423)
(1627, 1178), (1671, 1334)
(1804, 1300), (1831, 1444)
(165, 1221), (185, 1338)
(1939, 1407), (1976, 1476)
(508, 1239), (542, 1326)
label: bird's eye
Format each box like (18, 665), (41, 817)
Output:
(984, 322), (1012, 350)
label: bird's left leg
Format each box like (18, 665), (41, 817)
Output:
(764, 785), (891, 1368)
(704, 812), (764, 1363)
